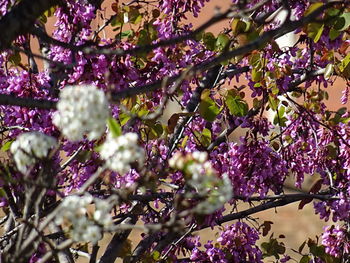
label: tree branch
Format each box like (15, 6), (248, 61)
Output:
(98, 215), (138, 263)
(0, 3), (341, 109)
(0, 94), (56, 109)
(199, 193), (334, 230)
(111, 1), (341, 101)
(0, 0), (60, 51)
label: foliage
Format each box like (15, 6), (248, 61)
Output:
(0, 0), (349, 262)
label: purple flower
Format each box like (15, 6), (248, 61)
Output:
(322, 225), (350, 258)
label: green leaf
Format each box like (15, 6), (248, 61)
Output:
(268, 95), (279, 111)
(231, 19), (249, 35)
(39, 14), (47, 24)
(146, 24), (158, 41)
(1, 140), (13, 152)
(247, 30), (260, 43)
(326, 8), (341, 17)
(119, 112), (131, 126)
(76, 150), (92, 163)
(152, 250), (160, 260)
(9, 51), (21, 66)
(329, 28), (341, 40)
(137, 108), (149, 117)
(94, 143), (103, 152)
(276, 243), (286, 254)
(181, 135), (189, 148)
(226, 92), (248, 117)
(310, 244), (325, 257)
(202, 32), (216, 51)
(194, 129), (212, 147)
(146, 121), (163, 139)
(200, 128), (211, 147)
(334, 12), (350, 31)
(339, 53), (350, 72)
(304, 2), (323, 16)
(44, 5), (57, 17)
(273, 106), (286, 126)
(128, 7), (141, 24)
(300, 255), (310, 263)
(271, 86), (279, 95)
(249, 52), (262, 68)
(111, 13), (123, 28)
(324, 64), (334, 79)
(340, 117), (350, 124)
(252, 68), (262, 82)
(216, 33), (230, 51)
(120, 30), (134, 39)
(137, 29), (151, 46)
(199, 89), (220, 122)
(107, 117), (122, 137)
(307, 23), (324, 43)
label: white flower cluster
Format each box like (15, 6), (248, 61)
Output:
(169, 151), (233, 214)
(10, 132), (57, 174)
(55, 194), (117, 244)
(53, 85), (109, 141)
(194, 173), (233, 214)
(100, 132), (145, 174)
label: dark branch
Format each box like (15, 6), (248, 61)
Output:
(0, 0), (60, 51)
(0, 94), (56, 110)
(199, 193), (334, 230)
(111, 1), (341, 101)
(99, 215), (138, 263)
(167, 65), (223, 158)
(0, 3), (340, 109)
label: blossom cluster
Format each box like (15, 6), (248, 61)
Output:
(10, 132), (57, 174)
(53, 85), (109, 141)
(0, 0), (349, 262)
(100, 132), (145, 174)
(169, 151), (233, 214)
(189, 221), (262, 262)
(212, 138), (288, 197)
(159, 0), (209, 17)
(322, 225), (350, 258)
(55, 194), (117, 244)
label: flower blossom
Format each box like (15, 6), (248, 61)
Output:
(10, 132), (57, 174)
(169, 151), (233, 214)
(322, 225), (350, 258)
(53, 85), (109, 141)
(55, 194), (118, 244)
(100, 132), (145, 174)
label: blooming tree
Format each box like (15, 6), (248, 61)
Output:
(0, 0), (349, 262)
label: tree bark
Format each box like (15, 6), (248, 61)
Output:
(0, 0), (60, 51)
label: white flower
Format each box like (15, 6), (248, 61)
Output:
(192, 151), (208, 163)
(187, 163), (203, 180)
(169, 151), (233, 215)
(93, 197), (117, 228)
(57, 194), (91, 224)
(193, 174), (233, 215)
(71, 219), (102, 244)
(82, 224), (102, 244)
(168, 152), (184, 169)
(10, 132), (57, 174)
(100, 132), (145, 174)
(53, 85), (109, 141)
(55, 194), (103, 244)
